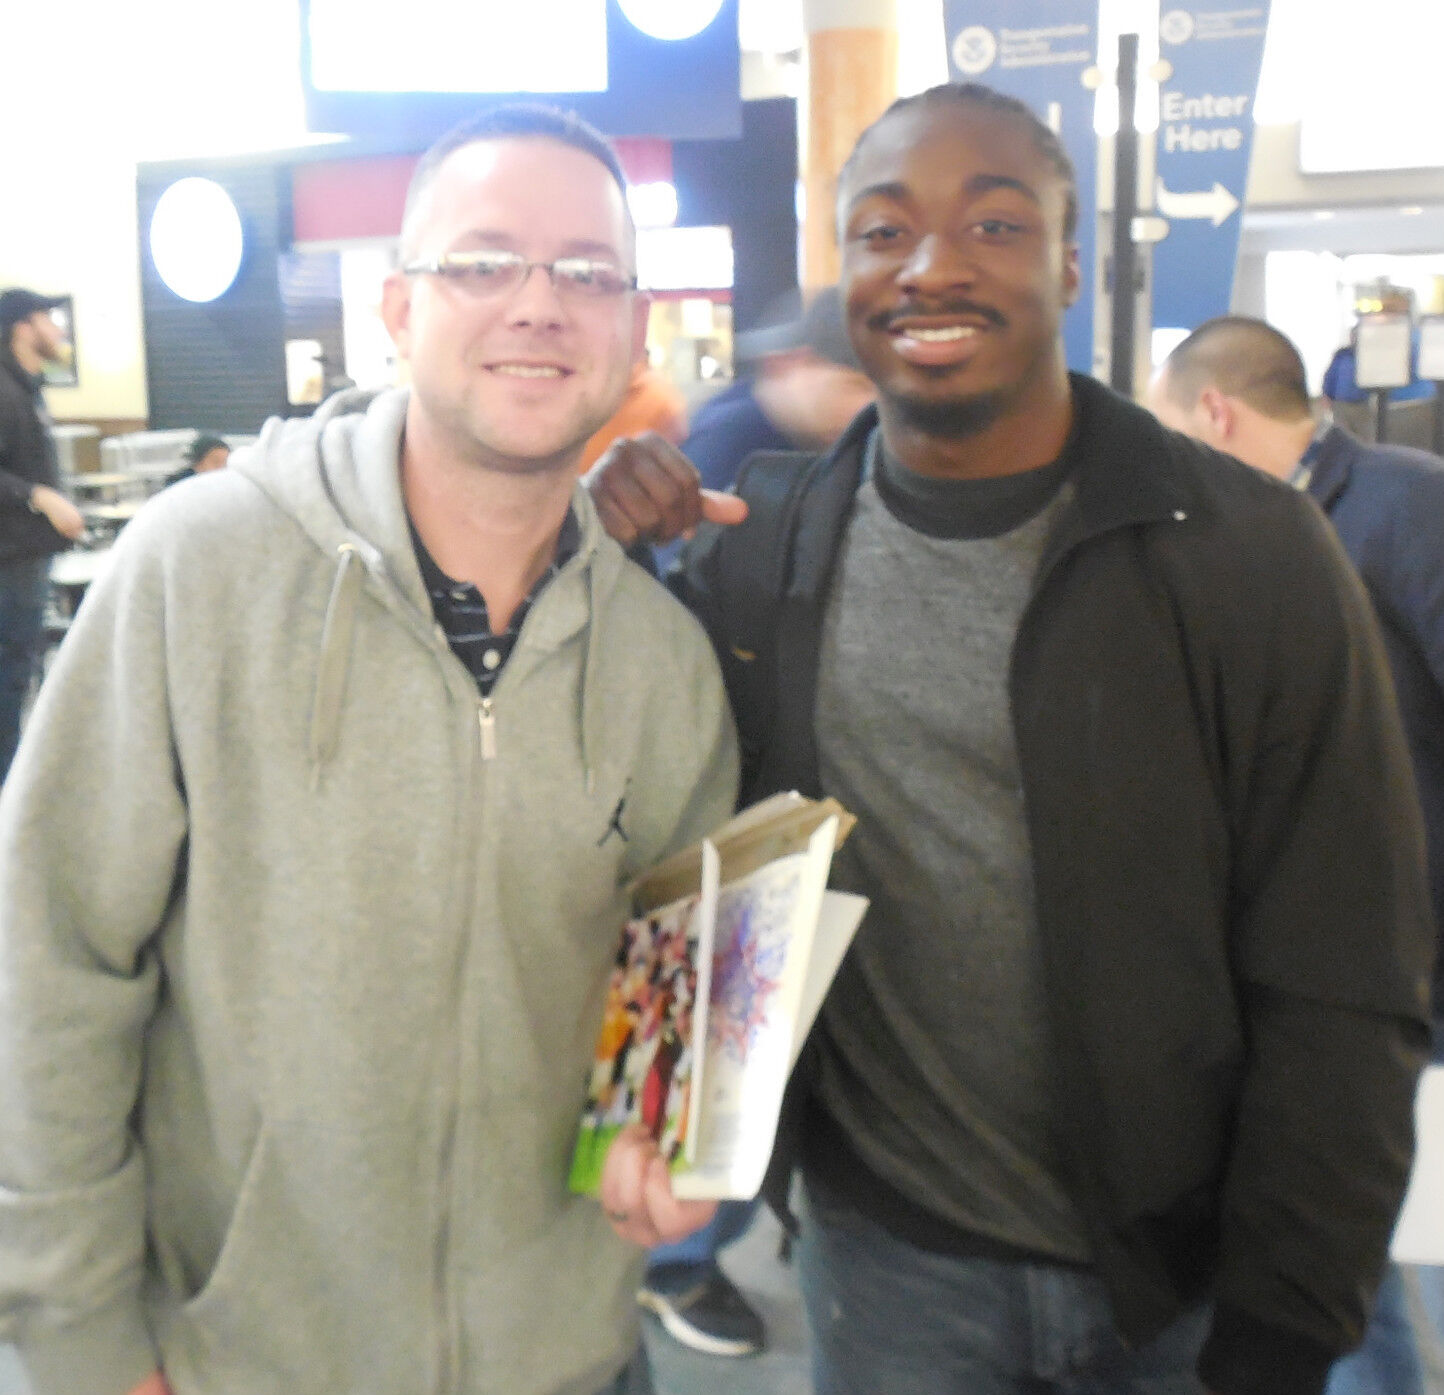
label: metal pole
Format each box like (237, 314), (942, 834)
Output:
(1433, 384), (1444, 457)
(1371, 389), (1390, 444)
(1109, 32), (1140, 395)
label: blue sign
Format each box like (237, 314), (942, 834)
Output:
(1152, 5), (1271, 331)
(941, 1), (1101, 375)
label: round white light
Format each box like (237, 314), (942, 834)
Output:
(618, 0), (724, 42)
(149, 178), (245, 303)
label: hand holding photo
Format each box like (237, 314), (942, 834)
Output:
(568, 794), (868, 1200)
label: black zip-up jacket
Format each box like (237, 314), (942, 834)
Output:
(0, 345), (68, 563)
(673, 374), (1434, 1395)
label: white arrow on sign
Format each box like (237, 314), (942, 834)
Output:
(1155, 178), (1240, 227)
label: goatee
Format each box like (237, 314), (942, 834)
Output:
(889, 386), (1007, 440)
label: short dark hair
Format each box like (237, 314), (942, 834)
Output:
(400, 103), (628, 256)
(185, 434), (230, 465)
(1161, 317), (1312, 422)
(837, 82), (1080, 241)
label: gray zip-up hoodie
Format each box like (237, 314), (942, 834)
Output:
(0, 388), (739, 1395)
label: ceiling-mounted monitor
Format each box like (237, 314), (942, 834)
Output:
(300, 0), (741, 144)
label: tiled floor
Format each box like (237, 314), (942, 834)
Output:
(0, 1207), (810, 1395)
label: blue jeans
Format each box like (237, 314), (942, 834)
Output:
(1326, 1262), (1444, 1395)
(595, 1346), (653, 1394)
(648, 1196), (760, 1270)
(798, 1178), (1209, 1395)
(0, 556), (50, 781)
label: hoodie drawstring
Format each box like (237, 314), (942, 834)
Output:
(580, 562), (604, 795)
(309, 542), (365, 789)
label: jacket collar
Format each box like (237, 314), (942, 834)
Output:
(1300, 423), (1357, 514)
(814, 372), (1195, 563)
(1053, 372), (1195, 536)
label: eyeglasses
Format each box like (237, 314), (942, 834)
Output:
(402, 249), (638, 300)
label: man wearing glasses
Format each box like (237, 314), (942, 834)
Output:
(0, 106), (737, 1395)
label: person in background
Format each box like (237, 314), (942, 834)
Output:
(1322, 324), (1435, 407)
(685, 284), (875, 493)
(634, 284), (872, 1356)
(578, 361), (688, 473)
(639, 1200), (767, 1357)
(647, 285), (874, 573)
(0, 104), (737, 1395)
(588, 81), (1434, 1395)
(1149, 314), (1444, 1395)
(0, 287), (84, 779)
(165, 433), (231, 486)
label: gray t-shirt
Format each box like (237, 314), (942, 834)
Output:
(809, 431), (1092, 1263)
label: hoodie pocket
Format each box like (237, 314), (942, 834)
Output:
(158, 1120), (437, 1395)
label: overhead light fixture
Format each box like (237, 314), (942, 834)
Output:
(627, 181), (679, 229)
(1401, 206), (1425, 216)
(149, 178), (245, 303)
(618, 0), (724, 42)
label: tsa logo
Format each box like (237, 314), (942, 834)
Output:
(952, 25), (998, 76)
(1160, 10), (1196, 45)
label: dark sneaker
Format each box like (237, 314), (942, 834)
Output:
(637, 1262), (766, 1357)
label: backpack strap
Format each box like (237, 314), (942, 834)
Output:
(717, 449), (818, 657)
(680, 449), (817, 798)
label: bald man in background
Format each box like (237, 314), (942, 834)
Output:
(1151, 314), (1444, 1395)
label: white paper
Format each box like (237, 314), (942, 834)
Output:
(672, 817), (838, 1199)
(1355, 315), (1413, 391)
(1417, 317), (1444, 383)
(1392, 1065), (1444, 1263)
(790, 891), (869, 1070)
(708, 790), (812, 841)
(682, 841), (720, 1166)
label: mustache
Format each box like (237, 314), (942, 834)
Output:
(873, 300), (1007, 332)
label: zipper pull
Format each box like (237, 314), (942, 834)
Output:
(478, 698), (497, 761)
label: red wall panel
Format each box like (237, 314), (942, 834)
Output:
(290, 139), (672, 245)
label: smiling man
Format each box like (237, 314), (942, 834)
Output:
(0, 106), (736, 1395)
(588, 84), (1433, 1395)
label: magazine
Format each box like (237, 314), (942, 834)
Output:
(568, 794), (868, 1201)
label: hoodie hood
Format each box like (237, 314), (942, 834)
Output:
(229, 386), (624, 789)
(231, 387), (427, 610)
